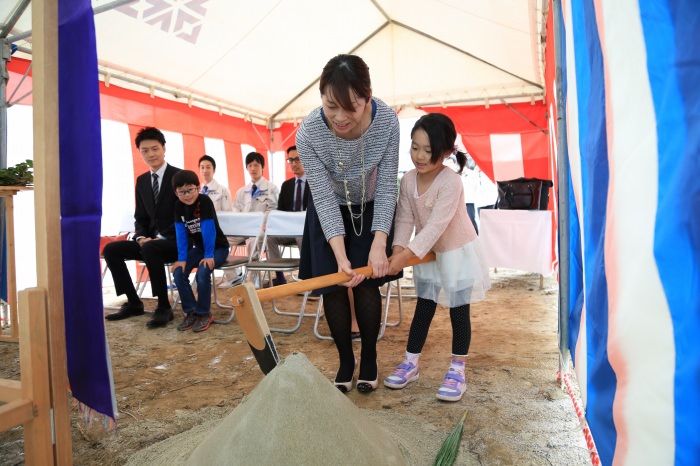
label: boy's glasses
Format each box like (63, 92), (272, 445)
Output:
(286, 157), (301, 164)
(176, 187), (198, 196)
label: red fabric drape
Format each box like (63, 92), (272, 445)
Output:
(423, 102), (549, 183)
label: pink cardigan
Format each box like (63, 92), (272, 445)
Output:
(393, 168), (477, 259)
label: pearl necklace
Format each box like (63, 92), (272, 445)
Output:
(332, 124), (367, 237)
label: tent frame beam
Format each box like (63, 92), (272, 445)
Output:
(394, 20), (543, 90)
(271, 17), (544, 122)
(7, 0), (138, 43)
(0, 0), (30, 39)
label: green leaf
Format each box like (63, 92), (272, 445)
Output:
(0, 159), (34, 186)
(433, 410), (467, 466)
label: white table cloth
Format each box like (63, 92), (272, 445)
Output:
(479, 210), (554, 276)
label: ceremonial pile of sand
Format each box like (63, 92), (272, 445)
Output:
(126, 353), (457, 465)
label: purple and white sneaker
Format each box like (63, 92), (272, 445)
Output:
(436, 369), (466, 401)
(383, 361), (419, 389)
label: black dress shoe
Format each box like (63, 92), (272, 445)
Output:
(146, 307), (174, 329)
(105, 302), (145, 321)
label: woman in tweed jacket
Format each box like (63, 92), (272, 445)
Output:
(296, 54), (401, 394)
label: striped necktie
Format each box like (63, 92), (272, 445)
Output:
(152, 173), (159, 202)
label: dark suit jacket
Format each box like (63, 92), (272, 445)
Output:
(277, 176), (310, 212)
(134, 164), (181, 240)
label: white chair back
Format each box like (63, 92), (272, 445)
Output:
(264, 210), (306, 238)
(217, 212), (265, 237)
(118, 212), (135, 233)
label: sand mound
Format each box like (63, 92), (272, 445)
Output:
(125, 352), (463, 465)
(148, 353), (404, 465)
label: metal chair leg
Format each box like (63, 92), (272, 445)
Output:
(269, 292), (309, 333)
(385, 280), (403, 327)
(313, 296), (333, 340)
(212, 273), (235, 325)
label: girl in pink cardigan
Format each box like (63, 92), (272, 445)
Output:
(385, 113), (490, 401)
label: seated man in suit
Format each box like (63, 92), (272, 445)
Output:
(103, 126), (182, 329)
(218, 151), (281, 288)
(267, 145), (310, 287)
(266, 145), (308, 252)
(277, 146), (309, 218)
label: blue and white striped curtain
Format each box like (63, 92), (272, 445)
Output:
(562, 0), (700, 464)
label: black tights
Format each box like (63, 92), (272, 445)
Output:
(323, 286), (381, 382)
(406, 297), (471, 356)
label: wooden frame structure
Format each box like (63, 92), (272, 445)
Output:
(0, 186), (33, 343)
(0, 288), (55, 464)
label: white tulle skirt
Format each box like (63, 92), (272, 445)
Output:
(412, 237), (491, 307)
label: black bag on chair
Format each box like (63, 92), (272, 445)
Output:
(496, 178), (553, 210)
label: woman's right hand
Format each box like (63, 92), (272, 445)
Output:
(337, 257), (365, 288)
(329, 236), (365, 287)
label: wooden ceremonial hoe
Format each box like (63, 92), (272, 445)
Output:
(231, 252), (436, 374)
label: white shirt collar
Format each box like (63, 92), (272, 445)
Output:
(248, 177), (269, 191)
(150, 163), (167, 180)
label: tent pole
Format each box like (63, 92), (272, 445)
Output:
(0, 42), (8, 314)
(553, 0), (570, 375)
(1, 41), (8, 170)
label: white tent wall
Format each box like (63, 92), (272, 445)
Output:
(5, 0), (548, 125)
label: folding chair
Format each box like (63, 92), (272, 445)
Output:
(245, 210), (309, 333)
(101, 212), (137, 285)
(102, 212), (151, 311)
(134, 262), (182, 312)
(381, 278), (413, 327)
(211, 211), (265, 324)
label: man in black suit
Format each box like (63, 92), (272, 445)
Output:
(266, 146), (309, 286)
(104, 127), (182, 328)
(276, 145), (309, 214)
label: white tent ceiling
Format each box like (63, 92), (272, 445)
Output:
(3, 0), (547, 126)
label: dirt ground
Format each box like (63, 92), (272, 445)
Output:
(0, 269), (589, 465)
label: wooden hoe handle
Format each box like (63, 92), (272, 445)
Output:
(255, 252), (435, 303)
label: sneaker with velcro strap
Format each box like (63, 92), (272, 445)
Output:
(384, 361), (419, 389)
(436, 369), (466, 402)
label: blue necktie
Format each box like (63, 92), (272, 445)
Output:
(201, 185), (209, 195)
(295, 179), (302, 211)
(251, 184), (258, 197)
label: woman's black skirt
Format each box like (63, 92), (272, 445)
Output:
(299, 196), (402, 295)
